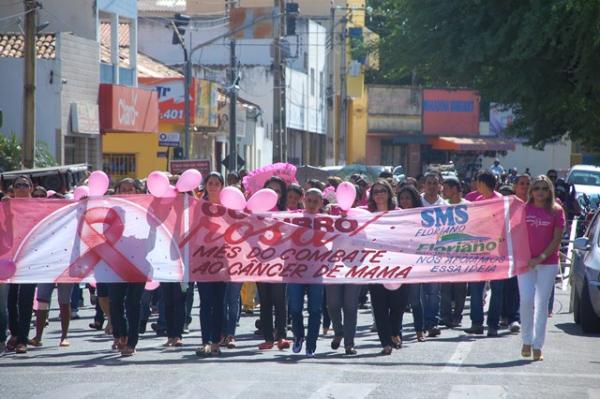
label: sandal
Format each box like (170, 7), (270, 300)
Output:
(521, 344), (532, 358)
(15, 343), (28, 354)
(6, 336), (17, 352)
(120, 346), (136, 357)
(416, 331), (426, 342)
(211, 344), (221, 357)
(59, 339), (70, 347)
(381, 345), (393, 356)
(163, 338), (175, 347)
(226, 336), (236, 349)
(173, 338), (183, 347)
(28, 337), (43, 347)
(391, 336), (402, 349)
(195, 344), (211, 357)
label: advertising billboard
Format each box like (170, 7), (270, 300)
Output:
(98, 84), (159, 133)
(422, 89), (480, 136)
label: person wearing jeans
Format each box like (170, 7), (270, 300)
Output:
(196, 282), (226, 356)
(163, 283), (186, 347)
(222, 282), (242, 348)
(467, 280), (504, 336)
(420, 172), (447, 337)
(289, 283), (324, 357)
(0, 283), (9, 351)
(109, 282), (145, 356)
(519, 175), (565, 361)
(326, 284), (361, 355)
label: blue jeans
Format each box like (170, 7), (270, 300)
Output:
(502, 277), (520, 323)
(163, 283), (186, 339)
(197, 282), (226, 344)
(71, 284), (82, 312)
(422, 283), (441, 330)
(223, 282), (242, 337)
(108, 282), (145, 348)
(408, 284), (424, 332)
(0, 284), (8, 343)
(288, 283), (324, 352)
(469, 280), (503, 328)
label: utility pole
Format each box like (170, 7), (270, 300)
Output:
(228, 40), (237, 172)
(23, 0), (37, 168)
(184, 53), (192, 159)
(272, 0), (286, 162)
(338, 12), (348, 165)
(328, 4), (337, 165)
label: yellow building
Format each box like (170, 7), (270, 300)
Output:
(102, 132), (169, 180)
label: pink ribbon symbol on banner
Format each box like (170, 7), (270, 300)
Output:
(55, 207), (149, 283)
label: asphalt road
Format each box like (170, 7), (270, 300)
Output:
(1, 285), (599, 399)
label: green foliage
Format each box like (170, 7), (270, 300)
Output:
(366, 0), (600, 150)
(0, 132), (58, 171)
(0, 132), (22, 172)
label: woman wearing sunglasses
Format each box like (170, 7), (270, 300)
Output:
(5, 176), (36, 354)
(520, 175), (565, 361)
(367, 179), (411, 355)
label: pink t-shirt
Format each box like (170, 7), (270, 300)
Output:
(465, 191), (480, 201)
(525, 203), (566, 264)
(474, 191), (502, 202)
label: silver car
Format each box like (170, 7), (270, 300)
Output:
(571, 209), (600, 333)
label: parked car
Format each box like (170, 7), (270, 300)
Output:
(567, 164), (600, 207)
(1, 164), (89, 193)
(571, 208), (600, 333)
(321, 164), (392, 183)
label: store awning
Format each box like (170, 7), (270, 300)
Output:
(428, 136), (516, 152)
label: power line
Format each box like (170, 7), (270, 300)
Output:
(0, 7), (33, 22)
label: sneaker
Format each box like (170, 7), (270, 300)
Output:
(499, 318), (509, 328)
(292, 337), (304, 353)
(465, 325), (484, 335)
(509, 321), (521, 333)
(533, 349), (544, 361)
(521, 344), (532, 358)
(487, 328), (499, 337)
(183, 323), (190, 334)
(306, 350), (315, 358)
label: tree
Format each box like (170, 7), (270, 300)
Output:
(0, 132), (57, 171)
(366, 0), (600, 149)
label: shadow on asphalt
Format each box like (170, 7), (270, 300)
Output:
(554, 322), (599, 337)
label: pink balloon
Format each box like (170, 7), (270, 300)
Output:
(384, 283), (402, 291)
(176, 169), (202, 193)
(336, 182), (356, 211)
(0, 259), (17, 280)
(147, 171), (170, 197)
(246, 188), (278, 212)
(162, 185), (178, 198)
(219, 186), (247, 210)
(88, 170), (109, 196)
(346, 207), (370, 217)
(73, 185), (90, 201)
(89, 280), (97, 289)
(46, 190), (56, 197)
(145, 280), (160, 291)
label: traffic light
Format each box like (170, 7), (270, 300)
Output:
(172, 13), (190, 45)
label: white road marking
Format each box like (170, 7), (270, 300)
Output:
(442, 338), (475, 373)
(589, 389), (600, 399)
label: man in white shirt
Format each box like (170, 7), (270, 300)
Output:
(420, 172), (447, 337)
(440, 177), (468, 328)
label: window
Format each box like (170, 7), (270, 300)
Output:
(319, 71), (324, 98)
(102, 153), (136, 181)
(310, 68), (315, 97)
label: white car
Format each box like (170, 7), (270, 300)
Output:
(567, 164), (600, 205)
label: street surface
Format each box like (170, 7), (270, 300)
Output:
(1, 286), (599, 399)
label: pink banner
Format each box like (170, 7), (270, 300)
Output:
(0, 196), (530, 284)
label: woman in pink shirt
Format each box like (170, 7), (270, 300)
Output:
(520, 175), (565, 361)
